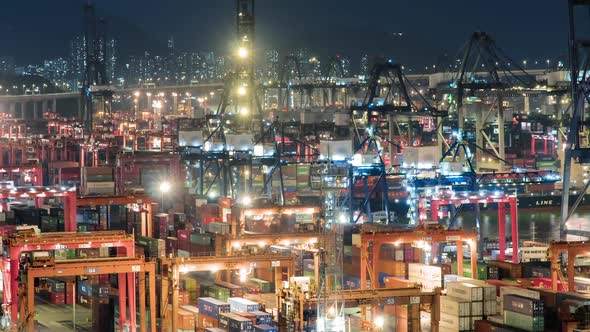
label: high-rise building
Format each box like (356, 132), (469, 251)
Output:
(106, 38), (118, 83)
(0, 56), (15, 74)
(360, 53), (369, 77)
(69, 35), (86, 80)
(264, 49), (280, 80)
(340, 56), (351, 77)
(44, 58), (69, 82)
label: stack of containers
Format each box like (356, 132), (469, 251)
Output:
(206, 222), (231, 235)
(154, 213), (169, 239)
(177, 229), (190, 257)
(229, 297), (260, 312)
(503, 294), (544, 331)
(47, 278), (65, 304)
(443, 281), (497, 331)
(204, 328), (227, 332)
(439, 296), (471, 331)
(198, 297), (230, 330)
(219, 197), (232, 223)
(229, 315), (254, 332)
(165, 305), (195, 332)
(407, 263), (443, 291)
(252, 311), (273, 325)
(190, 232), (214, 255)
(166, 236), (178, 256)
(180, 275), (199, 302)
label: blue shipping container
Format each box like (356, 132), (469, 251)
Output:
(77, 281), (92, 297)
(253, 311), (272, 325)
(198, 297), (231, 319)
(254, 325), (278, 332)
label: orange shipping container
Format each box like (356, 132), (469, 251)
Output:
(177, 310), (195, 330)
(198, 313), (219, 329)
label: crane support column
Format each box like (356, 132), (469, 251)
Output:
(139, 271), (146, 332)
(497, 95), (505, 160)
(456, 240), (464, 276)
(118, 273), (127, 330)
(510, 199), (519, 263)
(498, 203), (506, 261)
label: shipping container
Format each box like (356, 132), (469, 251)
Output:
(228, 315), (253, 332)
(474, 320), (519, 332)
(229, 297), (260, 313)
(198, 297), (231, 319)
(439, 296), (471, 317)
(198, 313), (219, 330)
(446, 282), (483, 301)
(439, 312), (471, 331)
(503, 309), (544, 331)
(503, 294), (543, 316)
(254, 325), (278, 332)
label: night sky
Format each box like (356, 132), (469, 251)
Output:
(0, 0), (569, 68)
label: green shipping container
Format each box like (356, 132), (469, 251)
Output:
(451, 261), (488, 279)
(248, 278), (272, 293)
(190, 233), (213, 246)
(503, 310), (544, 331)
(201, 284), (230, 302)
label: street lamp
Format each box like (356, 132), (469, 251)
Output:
(159, 181), (171, 211)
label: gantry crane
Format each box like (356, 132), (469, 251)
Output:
(21, 258), (156, 332)
(161, 254), (294, 332)
(279, 284), (440, 332)
(561, 0), (590, 239)
(446, 31), (539, 165)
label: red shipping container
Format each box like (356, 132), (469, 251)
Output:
(50, 292), (65, 304)
(203, 217), (220, 225)
(98, 274), (110, 284)
(177, 230), (191, 251)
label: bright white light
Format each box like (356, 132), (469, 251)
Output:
(237, 47), (249, 58)
(240, 107), (249, 115)
(239, 268), (248, 282)
(241, 195), (252, 206)
(237, 86), (247, 96)
(159, 181), (171, 193)
(208, 191), (218, 199)
(339, 213), (348, 224)
(375, 316), (385, 329)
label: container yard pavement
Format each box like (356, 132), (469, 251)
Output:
(34, 299), (92, 332)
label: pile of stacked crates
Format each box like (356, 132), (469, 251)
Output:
(441, 280), (497, 331)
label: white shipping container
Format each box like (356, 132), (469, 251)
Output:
(409, 277), (441, 291)
(499, 286), (540, 301)
(440, 296), (471, 317)
(408, 263), (442, 280)
(446, 282), (483, 301)
(484, 300), (498, 316)
(228, 297), (259, 313)
(471, 301), (484, 316)
(439, 312), (471, 331)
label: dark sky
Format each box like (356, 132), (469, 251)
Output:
(0, 0), (569, 68)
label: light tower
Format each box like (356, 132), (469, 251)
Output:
(235, 0), (259, 128)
